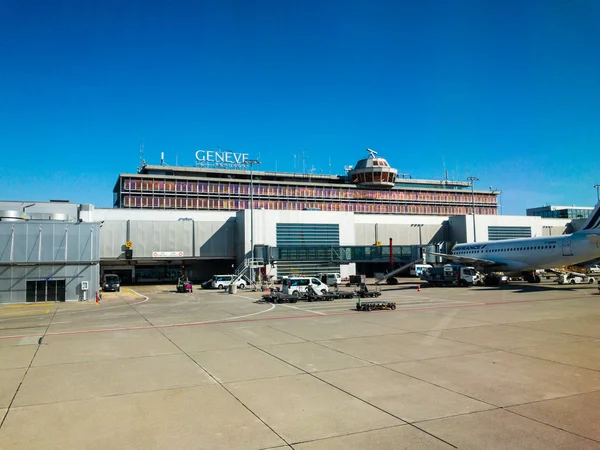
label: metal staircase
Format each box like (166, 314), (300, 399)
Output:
(231, 258), (265, 289)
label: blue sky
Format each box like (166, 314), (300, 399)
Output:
(0, 0), (598, 214)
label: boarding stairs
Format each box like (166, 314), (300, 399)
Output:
(231, 258), (265, 290)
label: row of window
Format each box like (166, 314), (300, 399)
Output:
(120, 178), (496, 204)
(121, 195), (497, 215)
(351, 171), (396, 184)
(454, 245), (557, 255)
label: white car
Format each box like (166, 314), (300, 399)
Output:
(558, 274), (596, 285)
(586, 265), (600, 274)
(210, 274), (250, 289)
(282, 277), (329, 296)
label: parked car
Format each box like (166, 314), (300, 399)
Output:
(558, 273), (595, 285)
(282, 277), (329, 296)
(210, 274), (250, 289)
(317, 272), (342, 286)
(102, 274), (121, 292)
(200, 279), (213, 289)
(586, 265), (600, 274)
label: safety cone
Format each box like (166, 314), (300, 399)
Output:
(95, 291), (100, 305)
(417, 285), (421, 293)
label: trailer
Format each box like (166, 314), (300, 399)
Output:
(305, 285), (336, 301)
(356, 300), (396, 311)
(356, 283), (381, 298)
(261, 291), (298, 303)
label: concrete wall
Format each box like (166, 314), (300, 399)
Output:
(92, 209), (237, 260)
(449, 215), (571, 243)
(353, 214), (448, 246)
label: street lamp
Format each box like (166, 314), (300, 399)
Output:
(595, 184), (600, 202)
(411, 224), (424, 262)
(244, 159), (261, 285)
(467, 176), (479, 242)
(411, 224), (424, 245)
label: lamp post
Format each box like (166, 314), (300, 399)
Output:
(411, 224), (424, 245)
(244, 159), (261, 285)
(595, 184), (600, 202)
(411, 224), (424, 261)
(467, 177), (479, 242)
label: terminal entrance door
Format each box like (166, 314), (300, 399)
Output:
(26, 280), (66, 302)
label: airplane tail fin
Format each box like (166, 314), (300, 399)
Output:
(579, 202), (600, 232)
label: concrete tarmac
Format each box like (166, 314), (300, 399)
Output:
(1, 279), (600, 449)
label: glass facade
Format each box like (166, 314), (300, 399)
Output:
(529, 208), (592, 219)
(275, 223), (340, 277)
(114, 173), (499, 216)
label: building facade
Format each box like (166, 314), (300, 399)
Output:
(113, 151), (499, 216)
(526, 205), (594, 219)
(0, 206), (100, 303)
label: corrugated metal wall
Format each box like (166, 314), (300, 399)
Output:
(99, 219), (236, 259)
(0, 221), (100, 303)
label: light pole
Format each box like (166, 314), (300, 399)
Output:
(467, 177), (479, 242)
(595, 184), (600, 202)
(411, 224), (424, 261)
(411, 224), (424, 245)
(244, 159), (261, 285)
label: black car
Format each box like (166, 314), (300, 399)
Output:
(200, 279), (213, 289)
(102, 274), (121, 292)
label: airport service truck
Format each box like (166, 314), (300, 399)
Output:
(420, 264), (480, 287)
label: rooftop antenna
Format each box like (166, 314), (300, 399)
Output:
(176, 154), (179, 166)
(328, 157), (332, 175)
(443, 156), (448, 180)
(366, 147), (377, 158)
(138, 141), (146, 172)
(302, 149), (307, 174)
(293, 154), (297, 172)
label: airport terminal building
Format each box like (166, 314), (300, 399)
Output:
(0, 149), (576, 303)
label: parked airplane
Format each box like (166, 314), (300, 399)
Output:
(429, 202), (600, 283)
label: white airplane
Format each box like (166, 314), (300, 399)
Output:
(429, 202), (600, 283)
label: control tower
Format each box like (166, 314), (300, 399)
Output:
(348, 148), (398, 189)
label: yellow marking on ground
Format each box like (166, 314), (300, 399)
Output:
(2, 303), (57, 309)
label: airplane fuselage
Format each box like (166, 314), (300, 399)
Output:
(452, 231), (600, 273)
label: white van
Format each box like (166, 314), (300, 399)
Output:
(317, 273), (342, 286)
(410, 264), (432, 277)
(211, 275), (249, 289)
(282, 277), (329, 296)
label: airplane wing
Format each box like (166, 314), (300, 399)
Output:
(427, 252), (507, 269)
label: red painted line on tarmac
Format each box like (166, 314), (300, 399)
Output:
(0, 293), (591, 341)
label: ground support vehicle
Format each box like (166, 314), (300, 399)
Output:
(332, 287), (355, 299)
(305, 285), (336, 301)
(346, 275), (364, 287)
(176, 280), (193, 293)
(355, 283), (382, 299)
(356, 300), (396, 311)
(557, 273), (596, 285)
(420, 264), (479, 287)
(261, 291), (298, 303)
